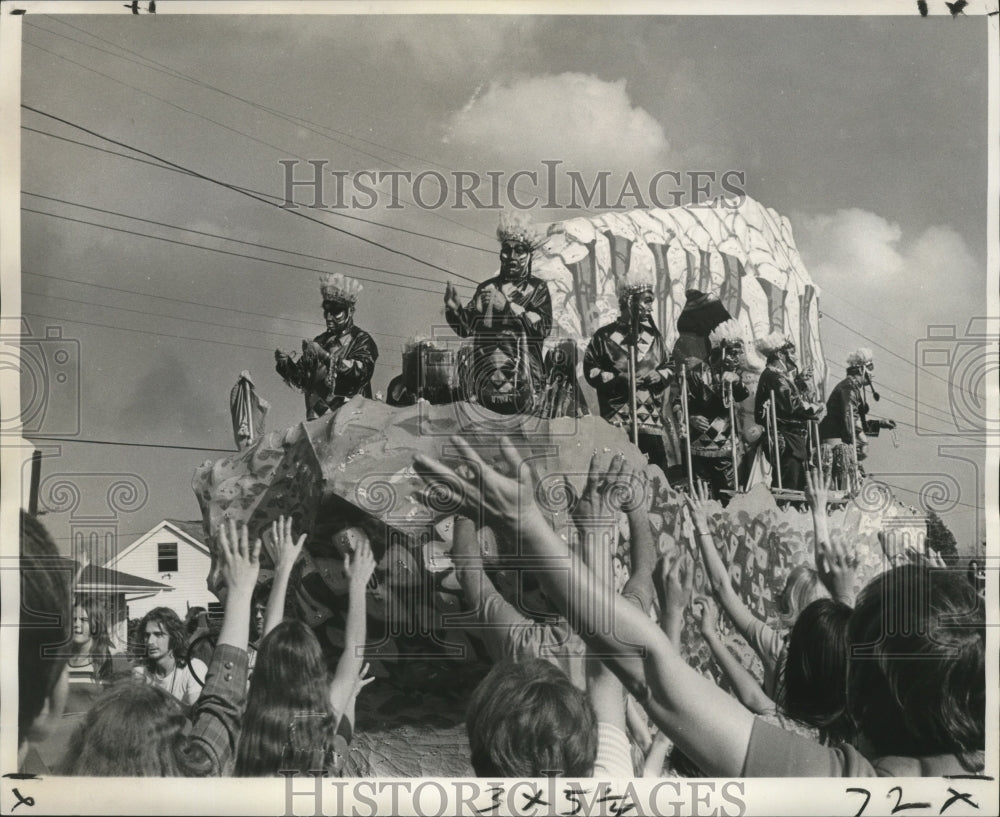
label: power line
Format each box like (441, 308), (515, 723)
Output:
(22, 32), (496, 253)
(22, 206), (445, 296)
(21, 287), (309, 343)
(822, 348), (962, 428)
(821, 308), (981, 401)
(24, 434), (235, 454)
(23, 270), (405, 339)
(22, 125), (493, 257)
(22, 104), (475, 284)
(23, 191), (475, 292)
(32, 16), (556, 233)
(21, 308), (403, 356)
(873, 480), (982, 512)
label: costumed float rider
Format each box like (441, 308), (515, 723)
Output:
(753, 332), (824, 493)
(584, 268), (672, 472)
(672, 319), (749, 502)
(274, 273), (378, 420)
(818, 348), (895, 490)
(443, 213), (552, 415)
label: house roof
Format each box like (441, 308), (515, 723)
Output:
(61, 558), (172, 593)
(164, 519), (208, 544)
(107, 519), (210, 568)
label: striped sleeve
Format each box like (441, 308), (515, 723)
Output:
(592, 722), (635, 778)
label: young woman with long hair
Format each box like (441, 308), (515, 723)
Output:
(62, 519), (262, 776)
(235, 516), (375, 777)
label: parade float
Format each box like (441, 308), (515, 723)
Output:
(193, 197), (922, 775)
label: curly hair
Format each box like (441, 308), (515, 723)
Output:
(61, 679), (215, 776)
(466, 659), (597, 777)
(777, 598), (854, 744)
(847, 565), (984, 770)
(137, 607), (189, 670)
(235, 619), (340, 777)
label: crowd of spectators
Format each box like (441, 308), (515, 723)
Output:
(17, 436), (985, 780)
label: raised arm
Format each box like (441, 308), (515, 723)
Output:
(260, 515), (306, 639)
(414, 436), (756, 777)
(694, 596), (775, 715)
(214, 519), (261, 652)
(805, 467), (858, 606)
(328, 537), (375, 723)
(657, 549), (694, 647)
(183, 519), (261, 773)
(686, 482), (759, 639)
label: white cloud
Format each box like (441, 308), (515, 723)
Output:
(444, 73), (672, 174)
(791, 209), (979, 311)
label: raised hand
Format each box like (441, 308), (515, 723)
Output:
(804, 465), (830, 513)
(414, 435), (539, 535)
(451, 515), (484, 569)
(574, 450), (647, 520)
(815, 531), (859, 606)
(350, 661), (376, 698)
(693, 595), (720, 636)
(659, 549), (694, 617)
(444, 281), (461, 312)
(264, 514), (306, 575)
(344, 536), (377, 591)
(684, 480), (713, 534)
(215, 517), (262, 600)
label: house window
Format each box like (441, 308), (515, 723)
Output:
(207, 602), (224, 622)
(157, 542), (178, 573)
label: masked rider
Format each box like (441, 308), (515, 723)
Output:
(274, 272), (379, 420)
(673, 319), (749, 500)
(584, 269), (672, 472)
(753, 332), (824, 493)
(444, 213), (552, 415)
(819, 348), (894, 488)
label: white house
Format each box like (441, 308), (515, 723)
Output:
(105, 519), (217, 621)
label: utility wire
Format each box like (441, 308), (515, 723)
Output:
(32, 16), (569, 228)
(22, 207), (444, 296)
(21, 309), (403, 356)
(22, 125), (493, 256)
(24, 434), (235, 454)
(23, 191), (475, 292)
(23, 270), (405, 338)
(822, 345), (963, 428)
(22, 35), (496, 251)
(22, 104), (476, 283)
(822, 309), (982, 401)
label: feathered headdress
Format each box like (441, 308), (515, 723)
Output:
(320, 272), (363, 306)
(846, 347), (874, 369)
(755, 331), (793, 357)
(616, 266), (655, 302)
(496, 211), (542, 251)
(709, 319), (744, 349)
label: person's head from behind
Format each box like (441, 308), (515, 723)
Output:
(19, 511), (73, 758)
(184, 606), (206, 636)
(779, 598), (853, 743)
(62, 680), (204, 776)
(776, 564), (829, 629)
(466, 659), (597, 777)
(848, 565), (984, 769)
(235, 619), (333, 776)
(138, 607), (187, 670)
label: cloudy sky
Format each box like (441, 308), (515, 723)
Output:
(8, 6), (993, 555)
